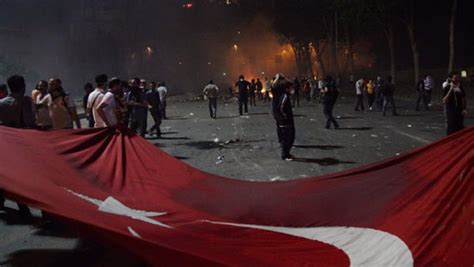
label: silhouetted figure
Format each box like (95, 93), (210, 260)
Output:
(321, 75), (339, 129)
(272, 74), (295, 161)
(235, 75), (250, 115)
(442, 72), (467, 135)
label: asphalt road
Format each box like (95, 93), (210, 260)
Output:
(1, 96), (472, 266)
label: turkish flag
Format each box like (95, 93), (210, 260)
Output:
(0, 126), (472, 266)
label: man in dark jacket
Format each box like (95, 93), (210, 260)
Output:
(321, 75), (340, 129)
(381, 76), (399, 116)
(0, 75), (34, 219)
(235, 75), (250, 116)
(272, 74), (295, 161)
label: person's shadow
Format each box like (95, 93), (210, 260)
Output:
(293, 145), (344, 150)
(292, 157), (356, 166)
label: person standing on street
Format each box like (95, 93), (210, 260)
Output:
(424, 74), (434, 107)
(321, 75), (340, 129)
(272, 74), (295, 161)
(0, 75), (35, 219)
(292, 77), (301, 107)
(381, 76), (399, 117)
(96, 77), (122, 128)
(366, 80), (375, 111)
(87, 74), (108, 128)
(128, 78), (148, 137)
(82, 83), (94, 127)
(415, 77), (429, 111)
(157, 82), (168, 120)
(203, 80), (219, 119)
(355, 78), (365, 112)
(235, 75), (250, 115)
(41, 78), (81, 129)
(249, 79), (257, 107)
(442, 72), (467, 135)
(146, 81), (162, 137)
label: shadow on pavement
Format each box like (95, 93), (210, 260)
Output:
(337, 127), (373, 131)
(0, 208), (34, 226)
(294, 145), (344, 150)
(292, 157), (356, 166)
(337, 116), (361, 119)
(174, 156), (190, 160)
(158, 136), (190, 140)
(0, 239), (143, 267)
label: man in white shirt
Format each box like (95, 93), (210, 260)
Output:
(157, 82), (168, 119)
(97, 77), (121, 127)
(87, 74), (108, 128)
(355, 78), (365, 111)
(203, 80), (219, 118)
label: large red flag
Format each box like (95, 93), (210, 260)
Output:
(0, 126), (472, 266)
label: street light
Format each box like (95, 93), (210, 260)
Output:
(233, 44), (238, 51)
(145, 47), (153, 57)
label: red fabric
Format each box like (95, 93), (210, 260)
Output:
(0, 126), (472, 266)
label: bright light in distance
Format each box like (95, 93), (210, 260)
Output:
(145, 47), (153, 56)
(182, 2), (193, 8)
(178, 61), (182, 65)
(208, 62), (212, 65)
(261, 72), (265, 75)
(223, 72), (227, 76)
(461, 70), (468, 78)
(233, 44), (238, 51)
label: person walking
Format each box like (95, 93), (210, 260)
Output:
(355, 78), (365, 111)
(146, 81), (162, 137)
(321, 75), (340, 129)
(235, 75), (250, 115)
(271, 74), (295, 161)
(366, 80), (375, 110)
(203, 80), (219, 119)
(157, 82), (168, 119)
(381, 76), (399, 117)
(442, 72), (467, 135)
(292, 77), (301, 107)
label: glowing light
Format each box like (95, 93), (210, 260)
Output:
(145, 47), (153, 56)
(282, 50), (287, 54)
(178, 61), (182, 65)
(183, 2), (193, 8)
(233, 44), (238, 51)
(237, 31), (241, 35)
(461, 70), (468, 78)
(208, 62), (212, 65)
(223, 72), (227, 76)
(261, 72), (265, 75)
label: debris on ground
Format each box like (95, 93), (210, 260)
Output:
(215, 156), (225, 165)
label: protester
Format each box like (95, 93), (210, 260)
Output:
(424, 74), (434, 107)
(442, 72), (467, 135)
(374, 76), (384, 110)
(128, 78), (148, 136)
(309, 77), (318, 102)
(381, 76), (399, 117)
(317, 78), (325, 102)
(0, 75), (35, 219)
(147, 81), (162, 136)
(321, 75), (340, 129)
(83, 83), (94, 127)
(203, 80), (219, 119)
(256, 78), (263, 101)
(366, 80), (375, 110)
(264, 77), (271, 102)
(235, 75), (250, 115)
(87, 74), (108, 128)
(157, 82), (168, 119)
(96, 77), (121, 128)
(37, 78), (80, 129)
(0, 84), (8, 99)
(34, 80), (53, 129)
(415, 77), (429, 111)
(249, 79), (257, 107)
(292, 77), (301, 107)
(355, 78), (365, 111)
(31, 81), (42, 105)
(271, 74), (295, 161)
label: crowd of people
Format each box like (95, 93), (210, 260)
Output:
(0, 74), (169, 138)
(205, 72), (468, 161)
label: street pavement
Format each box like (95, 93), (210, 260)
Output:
(1, 95), (472, 266)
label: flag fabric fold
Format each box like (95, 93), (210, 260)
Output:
(0, 126), (472, 266)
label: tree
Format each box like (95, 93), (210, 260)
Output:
(448, 0), (458, 74)
(400, 0), (421, 88)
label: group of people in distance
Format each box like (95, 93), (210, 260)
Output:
(83, 75), (168, 138)
(0, 74), (169, 138)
